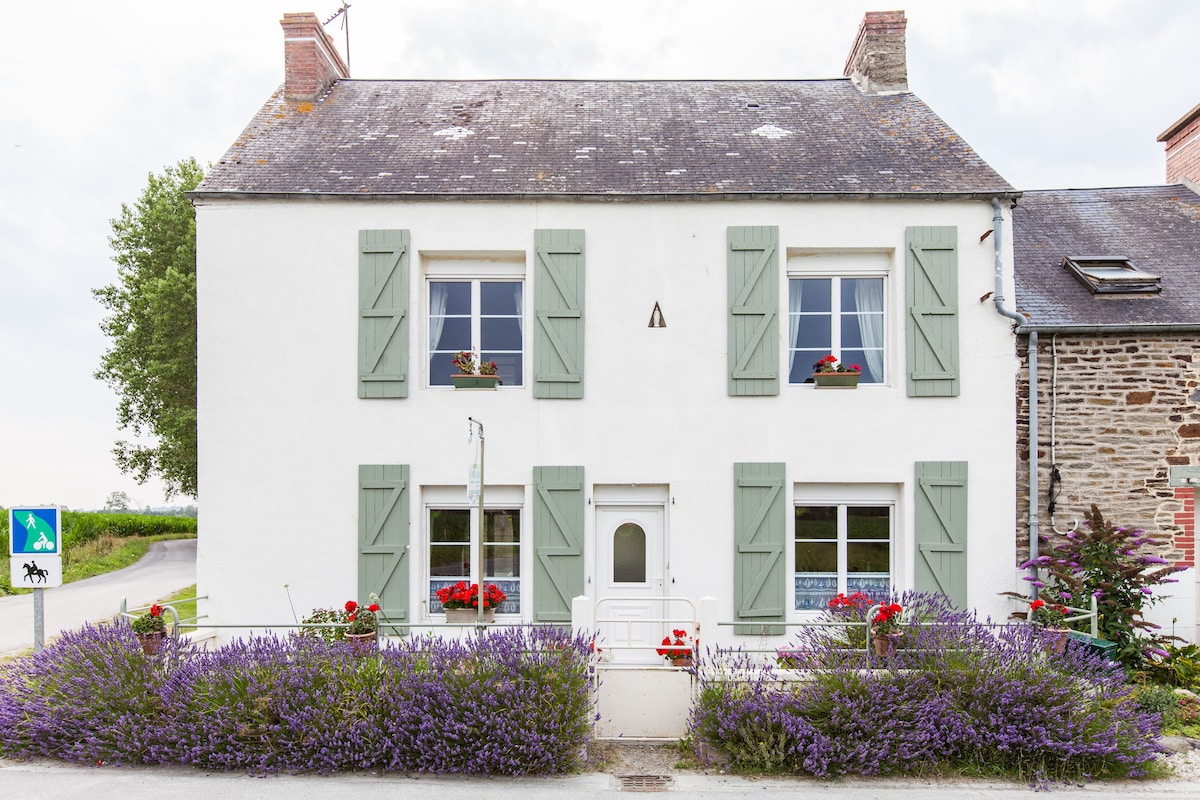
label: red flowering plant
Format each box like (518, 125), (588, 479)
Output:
(451, 350), (498, 376)
(131, 603), (167, 635)
(813, 354), (862, 374)
(302, 596), (381, 641)
(436, 581), (507, 611)
(656, 628), (697, 662)
(826, 591), (875, 648)
(871, 602), (904, 636)
(1028, 598), (1069, 629)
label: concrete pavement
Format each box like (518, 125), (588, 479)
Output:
(0, 538), (196, 656)
(2, 758), (1200, 799)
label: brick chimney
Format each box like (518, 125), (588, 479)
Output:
(281, 12), (350, 102)
(1158, 102), (1200, 188)
(843, 10), (908, 95)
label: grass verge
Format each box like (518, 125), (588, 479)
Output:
(1, 534), (196, 595)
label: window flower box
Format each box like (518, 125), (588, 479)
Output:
(450, 374), (501, 389)
(811, 372), (861, 388)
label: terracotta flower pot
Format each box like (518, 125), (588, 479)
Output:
(136, 631), (167, 655)
(670, 656), (694, 668)
(1042, 628), (1070, 655)
(344, 631), (377, 653)
(870, 629), (903, 657)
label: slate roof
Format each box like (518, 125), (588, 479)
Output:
(196, 78), (1015, 199)
(1012, 186), (1200, 328)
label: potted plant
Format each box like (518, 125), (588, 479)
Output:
(656, 628), (697, 667)
(436, 581), (506, 623)
(302, 598), (381, 649)
(1028, 598), (1071, 654)
(827, 591), (874, 650)
(811, 354), (862, 388)
(131, 603), (168, 654)
(869, 601), (904, 657)
(450, 350), (502, 389)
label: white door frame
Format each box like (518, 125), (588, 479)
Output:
(593, 490), (669, 663)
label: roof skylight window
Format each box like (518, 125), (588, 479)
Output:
(1061, 256), (1161, 295)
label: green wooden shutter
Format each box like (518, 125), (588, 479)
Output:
(359, 464), (410, 627)
(906, 226), (959, 397)
(728, 227), (779, 396)
(733, 462), (786, 634)
(533, 230), (585, 398)
(359, 230), (410, 398)
(532, 466), (585, 624)
(914, 461), (968, 607)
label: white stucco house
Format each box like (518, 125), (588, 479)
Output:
(192, 10), (1022, 670)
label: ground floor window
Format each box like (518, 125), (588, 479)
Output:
(428, 507), (521, 614)
(794, 503), (892, 610)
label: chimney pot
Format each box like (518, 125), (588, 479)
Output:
(843, 10), (908, 95)
(281, 11), (350, 102)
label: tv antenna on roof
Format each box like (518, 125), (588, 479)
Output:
(323, 3), (351, 72)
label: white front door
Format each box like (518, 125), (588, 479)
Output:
(595, 504), (666, 663)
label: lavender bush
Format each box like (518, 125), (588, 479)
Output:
(0, 620), (191, 765)
(693, 592), (1161, 782)
(0, 623), (595, 775)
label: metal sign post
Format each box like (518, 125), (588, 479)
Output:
(9, 506), (63, 652)
(468, 417), (485, 625)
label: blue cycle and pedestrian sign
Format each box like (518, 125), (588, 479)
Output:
(9, 507), (63, 589)
(9, 507), (60, 555)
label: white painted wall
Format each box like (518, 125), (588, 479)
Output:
(194, 197), (1019, 647)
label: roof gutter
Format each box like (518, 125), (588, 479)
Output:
(1015, 323), (1200, 335)
(188, 189), (1023, 204)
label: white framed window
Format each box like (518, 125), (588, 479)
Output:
(429, 280), (523, 387)
(425, 254), (525, 388)
(788, 276), (885, 384)
(794, 491), (894, 611)
(426, 503), (521, 615)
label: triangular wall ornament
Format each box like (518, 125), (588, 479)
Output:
(648, 301), (667, 328)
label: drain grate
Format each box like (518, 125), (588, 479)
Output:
(618, 774), (674, 792)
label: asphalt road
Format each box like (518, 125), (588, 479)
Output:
(0, 538), (196, 656)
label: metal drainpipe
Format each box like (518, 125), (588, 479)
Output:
(989, 197), (1039, 596)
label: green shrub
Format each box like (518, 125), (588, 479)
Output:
(1141, 642), (1200, 690)
(1025, 505), (1183, 670)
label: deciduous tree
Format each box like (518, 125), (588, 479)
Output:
(94, 158), (202, 498)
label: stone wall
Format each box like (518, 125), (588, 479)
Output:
(1015, 333), (1200, 566)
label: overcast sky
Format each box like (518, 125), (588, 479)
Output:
(2, 0), (1197, 511)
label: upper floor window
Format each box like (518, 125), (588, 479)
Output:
(788, 276), (885, 384)
(429, 280), (523, 386)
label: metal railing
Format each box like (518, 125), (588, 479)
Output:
(116, 594), (1101, 665)
(118, 594), (209, 636)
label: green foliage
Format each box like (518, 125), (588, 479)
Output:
(94, 158), (203, 499)
(1133, 683), (1178, 723)
(1028, 504), (1184, 670)
(1133, 684), (1200, 736)
(61, 511), (197, 547)
(1140, 642), (1200, 690)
